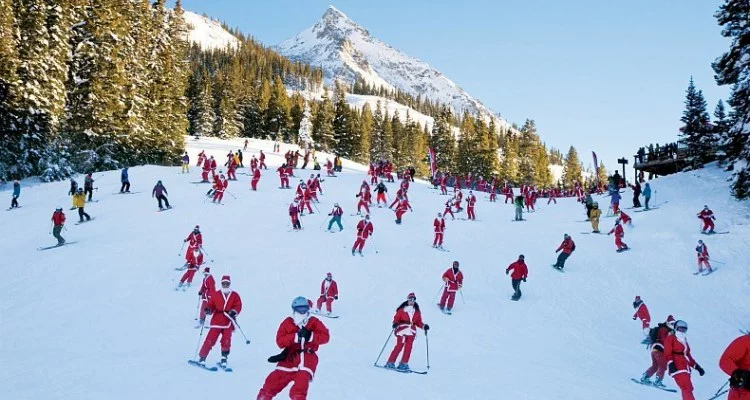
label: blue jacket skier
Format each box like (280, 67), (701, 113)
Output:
(120, 167), (130, 193)
(10, 180), (20, 208)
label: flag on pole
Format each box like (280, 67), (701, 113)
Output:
(592, 151), (599, 182)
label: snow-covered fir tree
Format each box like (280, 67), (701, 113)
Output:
(298, 102), (313, 146)
(679, 77), (713, 168)
(562, 146), (583, 188)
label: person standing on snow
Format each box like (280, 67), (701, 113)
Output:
(257, 297), (330, 400)
(639, 315), (675, 388)
(259, 150), (267, 169)
(631, 181), (642, 208)
(384, 293), (429, 371)
(665, 320), (705, 400)
(120, 167), (130, 193)
(51, 207), (66, 245)
(694, 240), (713, 274)
(375, 180), (388, 207)
(177, 247), (203, 290)
(289, 200), (302, 230)
(643, 182), (652, 210)
(433, 212), (446, 249)
(251, 166), (261, 191)
(327, 203), (343, 232)
(212, 174), (228, 203)
(73, 188), (91, 222)
(196, 275), (242, 370)
(589, 202), (602, 233)
(314, 273), (339, 316)
(442, 198), (455, 220)
(277, 163), (290, 189)
(152, 180), (171, 210)
(438, 261), (463, 314)
(466, 191), (477, 220)
(352, 214), (373, 256)
(10, 180), (20, 209)
(608, 219), (629, 252)
(506, 255), (528, 301)
(514, 195), (524, 221)
(632, 296), (651, 337)
(84, 173), (95, 201)
(196, 267), (215, 327)
(719, 333), (750, 400)
(184, 225), (203, 264)
(394, 195), (412, 225)
(610, 189), (622, 215)
(553, 234), (575, 271)
(697, 205), (716, 234)
(181, 152), (190, 173)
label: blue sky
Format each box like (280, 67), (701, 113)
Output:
(177, 0), (730, 173)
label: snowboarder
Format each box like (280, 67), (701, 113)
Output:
(181, 152), (190, 173)
(327, 203), (343, 232)
(51, 207), (66, 246)
(375, 180), (388, 207)
(694, 240), (712, 274)
(197, 266), (215, 326)
(608, 219), (629, 252)
(719, 333), (750, 400)
(394, 196), (412, 224)
(697, 205), (715, 234)
(384, 293), (429, 371)
(514, 195), (524, 221)
(665, 320), (704, 400)
(639, 315), (675, 388)
(506, 255), (528, 301)
(10, 180), (20, 209)
(184, 225), (203, 261)
(251, 167), (261, 191)
(643, 183), (652, 210)
(120, 167), (130, 193)
(438, 261), (463, 314)
(553, 234), (575, 270)
(633, 296), (651, 336)
(314, 273), (338, 316)
(84, 173), (95, 201)
(73, 188), (91, 222)
(257, 296), (330, 400)
(352, 214), (373, 256)
(152, 180), (171, 210)
(466, 191), (477, 220)
(289, 200), (302, 230)
(433, 212), (446, 248)
(590, 202), (601, 233)
(196, 275), (242, 370)
(177, 247), (203, 290)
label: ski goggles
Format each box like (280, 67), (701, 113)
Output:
(293, 305), (310, 314)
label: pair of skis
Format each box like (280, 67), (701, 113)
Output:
(187, 360), (232, 372)
(374, 364), (427, 375)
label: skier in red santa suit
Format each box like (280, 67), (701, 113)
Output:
(226, 156), (237, 181)
(608, 219), (629, 252)
(251, 167), (261, 191)
(389, 187), (406, 209)
(289, 200), (302, 230)
(201, 156), (212, 182)
(697, 205), (716, 234)
(256, 297), (330, 400)
(453, 189), (463, 212)
(394, 195), (412, 224)
(547, 187), (557, 204)
(369, 164), (378, 185)
(632, 295), (651, 336)
(356, 189), (371, 215)
(442, 198), (455, 220)
(196, 150), (205, 167)
(212, 174), (228, 203)
(314, 273), (338, 316)
(524, 190), (535, 211)
(384, 293), (429, 371)
(619, 210), (633, 226)
(177, 247), (204, 290)
(209, 155), (217, 178)
(285, 163), (294, 179)
(259, 150), (267, 169)
(433, 212), (446, 248)
(301, 185), (314, 215)
(694, 240), (713, 274)
(196, 275), (243, 369)
(250, 155), (259, 171)
(504, 185), (514, 204)
(719, 333), (750, 400)
(325, 159), (335, 177)
(639, 315), (675, 389)
(351, 214), (373, 256)
(466, 191), (477, 220)
(277, 164), (290, 189)
(184, 225), (202, 261)
(306, 175), (319, 203)
(489, 183), (497, 202)
(665, 320), (705, 400)
(197, 266), (215, 326)
(440, 173), (448, 195)
(438, 261), (463, 314)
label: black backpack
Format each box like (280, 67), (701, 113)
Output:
(647, 324), (663, 345)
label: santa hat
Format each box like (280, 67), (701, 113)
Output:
(666, 315), (675, 323)
(221, 275), (231, 284)
(194, 225), (200, 230)
(203, 267), (210, 273)
(634, 295), (642, 302)
(326, 272), (332, 278)
(407, 292), (416, 300)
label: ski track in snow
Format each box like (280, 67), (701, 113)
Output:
(1, 136), (749, 400)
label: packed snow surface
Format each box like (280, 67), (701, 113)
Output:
(184, 11), (239, 51)
(1, 137), (749, 399)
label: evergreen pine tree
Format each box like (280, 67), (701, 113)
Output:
(332, 82), (353, 157)
(298, 102), (313, 146)
(311, 88), (334, 150)
(390, 111), (403, 167)
(679, 77), (713, 168)
(265, 75), (290, 141)
(0, 0), (20, 179)
(499, 133), (518, 184)
(597, 160), (608, 186)
(429, 108), (456, 173)
(357, 103), (373, 163)
(517, 119), (538, 184)
(533, 143), (553, 187)
(562, 146), (583, 188)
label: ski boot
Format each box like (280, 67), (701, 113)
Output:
(195, 319), (204, 329)
(175, 282), (183, 291)
(396, 363), (409, 371)
(652, 378), (665, 388)
(639, 373), (652, 385)
(325, 312), (331, 317)
(384, 362), (396, 369)
(196, 356), (207, 367)
(358, 250), (363, 256)
(351, 249), (355, 256)
(218, 353), (229, 369)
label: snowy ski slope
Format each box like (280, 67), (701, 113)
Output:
(1, 137), (749, 400)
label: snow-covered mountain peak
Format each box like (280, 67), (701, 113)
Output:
(183, 10), (239, 51)
(315, 5), (369, 40)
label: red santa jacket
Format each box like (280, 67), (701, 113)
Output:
(205, 290), (242, 329)
(320, 279), (339, 299)
(609, 224), (624, 238)
(633, 302), (651, 322)
(556, 238), (576, 254)
(392, 304), (424, 336)
(719, 334), (750, 399)
(210, 158), (217, 170)
(506, 260), (528, 280)
(696, 243), (709, 261)
(434, 217), (445, 233)
(199, 274), (215, 301)
(185, 231), (202, 249)
(252, 168), (261, 180)
(259, 152), (265, 162)
(250, 158), (258, 170)
(215, 178), (228, 192)
(396, 199), (412, 212)
(277, 166), (287, 178)
(203, 158), (212, 171)
(272, 315), (330, 378)
(52, 210), (66, 225)
(697, 209), (715, 221)
(664, 333), (698, 376)
(356, 220), (373, 239)
(186, 251), (204, 268)
(289, 203), (300, 217)
(466, 195), (476, 208)
(442, 268), (463, 292)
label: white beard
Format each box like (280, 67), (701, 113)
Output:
(221, 287), (231, 295)
(675, 331), (687, 343)
(292, 311), (309, 327)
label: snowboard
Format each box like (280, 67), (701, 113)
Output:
(187, 360), (218, 371)
(113, 191), (140, 195)
(634, 207), (659, 213)
(579, 232), (603, 235)
(312, 311), (340, 319)
(701, 231), (729, 235)
(38, 241), (77, 251)
(157, 206), (174, 212)
(75, 217), (96, 225)
(374, 364), (427, 375)
(6, 206), (22, 211)
(630, 378), (677, 393)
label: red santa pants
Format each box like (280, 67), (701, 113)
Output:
(357, 200), (369, 214)
(548, 197), (556, 204)
(376, 192), (386, 204)
(697, 257), (711, 272)
(310, 192), (318, 202)
(387, 334), (416, 364)
(615, 236), (627, 250)
(433, 232), (443, 246)
(645, 350), (666, 380)
(180, 269), (197, 284)
(227, 169), (236, 180)
(440, 185), (447, 195)
(260, 161), (267, 169)
(389, 198), (399, 208)
(201, 170), (209, 181)
(439, 289), (456, 310)
(251, 178), (259, 190)
(198, 327), (232, 359)
(505, 194), (513, 203)
(612, 203), (620, 214)
(280, 176), (289, 188)
(672, 373), (695, 400)
(443, 207), (454, 219)
(467, 206), (475, 220)
(327, 168), (334, 176)
(257, 369), (310, 400)
(213, 190), (224, 202)
(489, 192), (496, 202)
(370, 175), (377, 184)
(352, 237), (367, 252)
(701, 219), (714, 232)
(395, 209), (407, 221)
(525, 201), (534, 211)
(316, 296), (333, 313)
(302, 200), (313, 214)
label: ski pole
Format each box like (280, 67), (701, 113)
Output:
(312, 201), (320, 214)
(432, 284), (444, 303)
(194, 320), (207, 359)
(373, 328), (395, 366)
(459, 288), (466, 305)
(195, 296), (202, 320)
(178, 241), (186, 257)
(200, 246), (214, 262)
(228, 315), (251, 344)
(425, 330), (430, 369)
(709, 258), (725, 265)
(226, 190), (237, 199)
